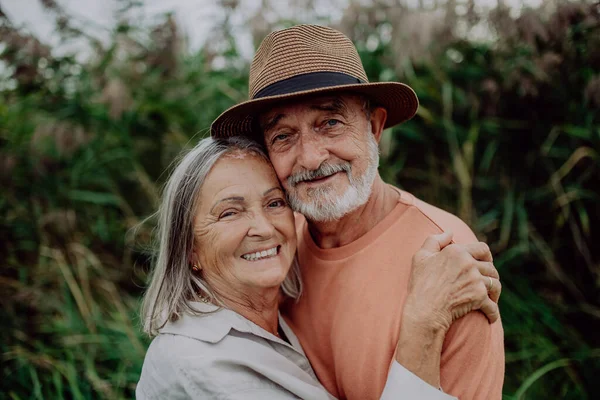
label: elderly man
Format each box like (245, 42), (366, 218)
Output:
(211, 25), (504, 400)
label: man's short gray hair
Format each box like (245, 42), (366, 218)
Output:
(141, 136), (302, 336)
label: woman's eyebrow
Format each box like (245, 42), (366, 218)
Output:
(210, 197), (244, 213)
(263, 187), (283, 196)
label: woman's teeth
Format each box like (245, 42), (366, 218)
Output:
(242, 246), (278, 261)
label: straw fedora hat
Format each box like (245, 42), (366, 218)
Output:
(210, 24), (419, 139)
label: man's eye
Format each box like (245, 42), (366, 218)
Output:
(326, 119), (340, 127)
(272, 134), (289, 143)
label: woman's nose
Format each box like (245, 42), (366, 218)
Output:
(247, 210), (276, 238)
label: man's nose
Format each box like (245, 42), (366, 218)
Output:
(247, 210), (276, 238)
(296, 131), (328, 171)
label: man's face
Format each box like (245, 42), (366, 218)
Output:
(260, 94), (380, 222)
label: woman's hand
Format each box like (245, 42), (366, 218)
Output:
(394, 231), (501, 388)
(404, 231), (501, 334)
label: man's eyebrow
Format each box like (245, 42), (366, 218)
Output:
(210, 196), (244, 213)
(262, 98), (349, 136)
(309, 98), (348, 115)
(262, 114), (285, 135)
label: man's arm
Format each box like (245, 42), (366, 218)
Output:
(394, 300), (504, 399)
(392, 231), (504, 398)
(440, 221), (505, 400)
(440, 311), (505, 399)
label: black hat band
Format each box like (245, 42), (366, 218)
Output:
(253, 71), (364, 99)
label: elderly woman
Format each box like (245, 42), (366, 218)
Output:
(136, 136), (500, 400)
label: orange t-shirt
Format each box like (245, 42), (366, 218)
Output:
(284, 189), (505, 400)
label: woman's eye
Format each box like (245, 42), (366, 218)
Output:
(268, 199), (286, 208)
(219, 210), (237, 219)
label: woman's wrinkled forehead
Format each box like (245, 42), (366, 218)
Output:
(214, 150), (279, 185)
(222, 149), (262, 161)
(194, 152), (282, 216)
(224, 147), (274, 168)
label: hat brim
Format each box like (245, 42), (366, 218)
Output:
(210, 82), (418, 139)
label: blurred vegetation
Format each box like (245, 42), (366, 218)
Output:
(1, 0), (599, 399)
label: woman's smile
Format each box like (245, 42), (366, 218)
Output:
(241, 245), (280, 261)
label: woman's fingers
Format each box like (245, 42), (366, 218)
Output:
(488, 277), (502, 303)
(476, 261), (500, 280)
(463, 242), (493, 262)
(479, 298), (500, 324)
(409, 236), (502, 329)
(475, 261), (501, 303)
(419, 231), (454, 253)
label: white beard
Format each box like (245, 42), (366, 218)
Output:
(286, 131), (380, 222)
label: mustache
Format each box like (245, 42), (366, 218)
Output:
(287, 162), (351, 187)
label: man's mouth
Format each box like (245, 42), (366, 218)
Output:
(298, 171), (342, 185)
(241, 246), (280, 261)
(289, 162), (350, 187)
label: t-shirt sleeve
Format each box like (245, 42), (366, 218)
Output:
(423, 206), (505, 400)
(440, 308), (505, 399)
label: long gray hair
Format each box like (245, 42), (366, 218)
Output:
(141, 136), (302, 336)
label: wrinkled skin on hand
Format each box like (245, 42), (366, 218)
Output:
(404, 231), (502, 334)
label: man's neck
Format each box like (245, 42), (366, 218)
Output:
(306, 175), (400, 249)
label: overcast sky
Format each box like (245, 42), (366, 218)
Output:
(2, 0), (544, 59)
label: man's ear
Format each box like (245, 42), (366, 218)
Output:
(370, 107), (387, 143)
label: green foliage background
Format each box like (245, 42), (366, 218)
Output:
(1, 1), (599, 399)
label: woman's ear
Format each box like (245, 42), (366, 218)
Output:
(190, 249), (201, 272)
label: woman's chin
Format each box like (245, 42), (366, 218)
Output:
(244, 268), (290, 291)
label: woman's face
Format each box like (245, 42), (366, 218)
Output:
(192, 152), (297, 301)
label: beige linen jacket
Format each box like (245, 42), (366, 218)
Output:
(136, 302), (456, 399)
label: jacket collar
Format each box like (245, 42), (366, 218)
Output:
(159, 301), (294, 347)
